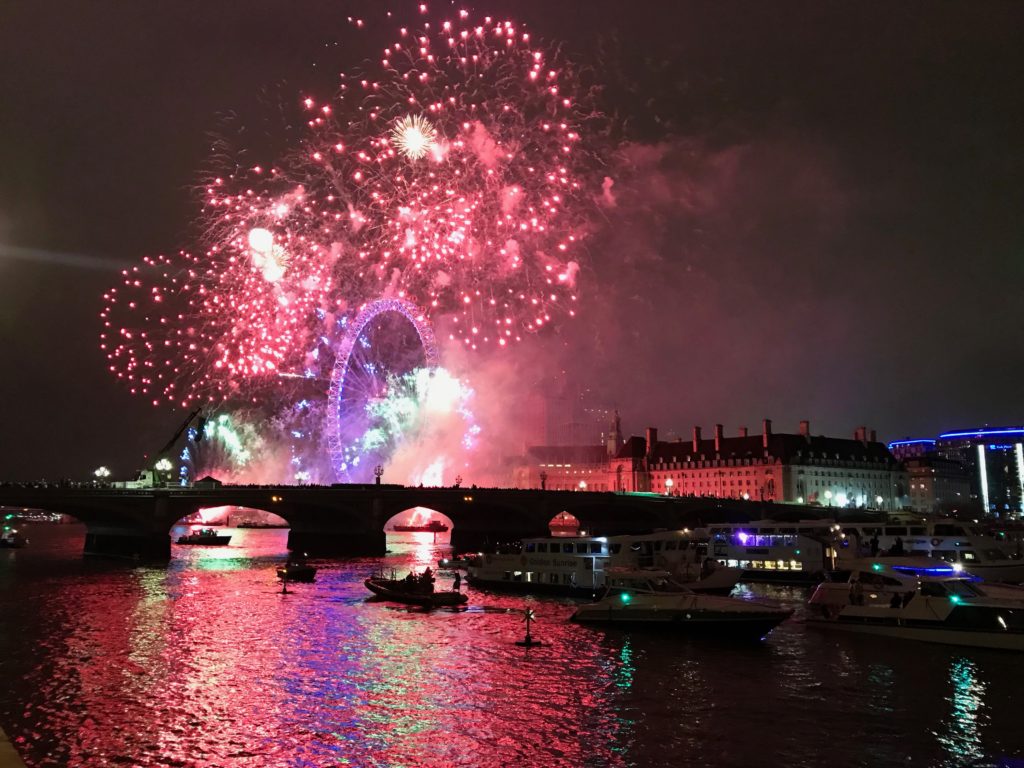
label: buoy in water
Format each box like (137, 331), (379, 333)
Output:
(515, 608), (544, 647)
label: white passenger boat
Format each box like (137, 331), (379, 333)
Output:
(807, 558), (1024, 650)
(572, 576), (792, 641)
(466, 529), (741, 597)
(837, 517), (1024, 583)
(709, 520), (857, 583)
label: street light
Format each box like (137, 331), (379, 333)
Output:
(824, 490), (833, 507)
(94, 466), (110, 479)
(578, 480), (587, 491)
(665, 477), (674, 496)
(875, 495), (884, 509)
(155, 459), (173, 472)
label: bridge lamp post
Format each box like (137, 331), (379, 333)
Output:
(93, 466), (111, 483)
(824, 490), (833, 507)
(665, 477), (674, 496)
(578, 480), (587, 492)
(539, 470), (547, 491)
(875, 495), (884, 510)
(374, 465), (384, 486)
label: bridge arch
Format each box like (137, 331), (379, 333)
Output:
(383, 506), (453, 535)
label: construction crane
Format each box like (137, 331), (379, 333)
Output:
(112, 408), (204, 489)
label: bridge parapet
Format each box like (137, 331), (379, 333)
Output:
(0, 485), (814, 560)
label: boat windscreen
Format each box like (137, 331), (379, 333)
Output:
(945, 580), (985, 599)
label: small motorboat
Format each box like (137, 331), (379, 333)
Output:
(807, 558), (1024, 650)
(365, 570), (468, 607)
(438, 553), (480, 570)
(176, 528), (231, 546)
(278, 554), (317, 583)
(0, 528), (28, 548)
(572, 578), (792, 641)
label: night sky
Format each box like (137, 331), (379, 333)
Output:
(1, 1), (1022, 481)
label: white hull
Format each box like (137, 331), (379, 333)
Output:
(807, 618), (1024, 651)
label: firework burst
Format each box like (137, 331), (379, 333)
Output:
(391, 114), (439, 161)
(102, 5), (596, 408)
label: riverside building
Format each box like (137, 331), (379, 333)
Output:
(891, 427), (1024, 518)
(518, 417), (907, 510)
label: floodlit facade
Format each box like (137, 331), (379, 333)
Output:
(518, 418), (907, 510)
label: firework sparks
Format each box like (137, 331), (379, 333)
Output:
(101, 7), (595, 409)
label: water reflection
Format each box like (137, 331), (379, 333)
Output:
(1, 527), (1022, 767)
(936, 658), (987, 766)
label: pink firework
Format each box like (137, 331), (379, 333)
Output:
(102, 6), (594, 405)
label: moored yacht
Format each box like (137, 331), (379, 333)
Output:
(466, 529), (741, 597)
(807, 558), (1024, 650)
(838, 517), (1024, 583)
(572, 576), (792, 640)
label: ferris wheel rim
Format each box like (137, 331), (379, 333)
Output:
(325, 297), (439, 480)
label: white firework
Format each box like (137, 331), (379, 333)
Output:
(391, 114), (438, 161)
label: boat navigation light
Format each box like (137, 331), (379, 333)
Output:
(952, 563), (964, 573)
(620, 592), (632, 604)
(871, 563), (883, 572)
(950, 595), (963, 605)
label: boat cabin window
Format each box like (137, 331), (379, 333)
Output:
(609, 543), (622, 554)
(584, 558), (593, 570)
(664, 541), (678, 550)
(985, 549), (1008, 561)
(909, 527), (926, 535)
(653, 541), (663, 551)
(920, 582), (947, 598)
(934, 524), (965, 536)
(885, 527), (907, 536)
(563, 543), (574, 553)
(960, 550), (978, 562)
(589, 543), (603, 554)
(576, 543), (588, 554)
(525, 543), (536, 553)
(536, 543), (548, 553)
(831, 570), (852, 583)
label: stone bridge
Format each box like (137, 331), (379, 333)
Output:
(0, 484), (802, 561)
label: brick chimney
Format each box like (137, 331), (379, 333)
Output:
(645, 427), (658, 459)
(739, 426), (748, 438)
(714, 424), (723, 452)
(762, 419), (772, 449)
(799, 420), (810, 437)
(870, 429), (877, 442)
(692, 426), (702, 452)
(854, 426), (867, 442)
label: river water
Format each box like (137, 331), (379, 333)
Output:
(0, 525), (1021, 768)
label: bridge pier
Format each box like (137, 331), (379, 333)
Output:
(84, 526), (171, 561)
(288, 529), (386, 557)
